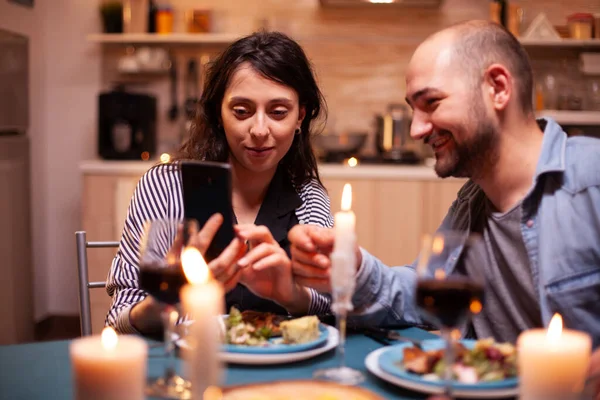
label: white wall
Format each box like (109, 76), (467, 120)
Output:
(0, 1), (100, 320)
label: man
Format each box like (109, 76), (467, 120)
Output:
(289, 20), (600, 351)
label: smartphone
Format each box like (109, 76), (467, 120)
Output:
(179, 160), (235, 262)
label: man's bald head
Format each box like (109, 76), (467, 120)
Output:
(417, 20), (534, 115)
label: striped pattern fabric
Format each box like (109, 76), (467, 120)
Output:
(105, 163), (333, 333)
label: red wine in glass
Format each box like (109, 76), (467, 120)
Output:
(139, 262), (188, 305)
(416, 277), (484, 328)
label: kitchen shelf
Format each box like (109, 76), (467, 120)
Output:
(537, 110), (600, 125)
(520, 38), (600, 49)
(87, 33), (242, 45)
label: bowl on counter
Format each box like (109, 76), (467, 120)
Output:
(313, 132), (367, 159)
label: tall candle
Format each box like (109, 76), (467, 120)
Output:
(331, 183), (357, 308)
(517, 313), (592, 400)
(180, 247), (224, 399)
(333, 183), (356, 254)
(69, 327), (147, 400)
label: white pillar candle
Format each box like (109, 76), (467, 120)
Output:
(69, 327), (147, 400)
(180, 247), (224, 399)
(331, 183), (357, 310)
(517, 313), (592, 400)
(333, 183), (356, 254)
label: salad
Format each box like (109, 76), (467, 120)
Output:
(400, 338), (518, 383)
(224, 307), (284, 346)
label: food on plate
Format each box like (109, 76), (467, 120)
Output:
(225, 307), (278, 346)
(279, 316), (320, 344)
(224, 307), (320, 346)
(238, 309), (286, 337)
(399, 338), (518, 383)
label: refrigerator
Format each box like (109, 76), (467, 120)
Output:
(0, 28), (34, 344)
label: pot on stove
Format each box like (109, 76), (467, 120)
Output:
(374, 103), (423, 164)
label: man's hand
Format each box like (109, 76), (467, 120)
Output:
(288, 224), (362, 293)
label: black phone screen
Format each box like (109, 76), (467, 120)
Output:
(179, 160), (235, 262)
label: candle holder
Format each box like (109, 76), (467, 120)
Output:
(313, 241), (364, 385)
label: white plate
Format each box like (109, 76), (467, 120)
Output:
(177, 325), (339, 365)
(364, 347), (519, 399)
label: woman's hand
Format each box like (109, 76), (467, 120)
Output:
(186, 214), (246, 292)
(235, 224), (311, 314)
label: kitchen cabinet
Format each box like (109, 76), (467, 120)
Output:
(322, 176), (465, 267)
(80, 161), (466, 334)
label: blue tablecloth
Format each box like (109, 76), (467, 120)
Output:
(0, 328), (437, 399)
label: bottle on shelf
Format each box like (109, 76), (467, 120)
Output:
(147, 0), (157, 33)
(123, 0), (149, 34)
(489, 0), (507, 28)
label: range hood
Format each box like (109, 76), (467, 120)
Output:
(319, 0), (443, 7)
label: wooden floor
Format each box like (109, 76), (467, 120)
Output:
(34, 315), (81, 341)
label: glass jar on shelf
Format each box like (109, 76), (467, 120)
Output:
(541, 72), (559, 110)
(557, 59), (585, 111)
(155, 3), (173, 34)
(586, 78), (600, 111)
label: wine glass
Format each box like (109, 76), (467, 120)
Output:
(415, 231), (487, 398)
(139, 219), (191, 399)
(313, 232), (364, 385)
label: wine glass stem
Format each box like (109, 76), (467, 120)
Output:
(162, 306), (178, 382)
(335, 309), (348, 369)
(441, 327), (455, 398)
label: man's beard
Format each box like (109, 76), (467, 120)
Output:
(434, 108), (500, 179)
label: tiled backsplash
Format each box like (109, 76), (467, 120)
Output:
(99, 0), (600, 155)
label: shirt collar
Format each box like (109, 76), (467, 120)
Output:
(534, 117), (567, 178)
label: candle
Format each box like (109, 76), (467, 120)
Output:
(333, 183), (356, 254)
(330, 183), (357, 307)
(69, 327), (147, 400)
(517, 313), (592, 400)
(180, 247), (224, 399)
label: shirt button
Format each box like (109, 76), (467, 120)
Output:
(526, 219), (534, 228)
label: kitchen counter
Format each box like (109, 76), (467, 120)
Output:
(80, 159), (452, 181)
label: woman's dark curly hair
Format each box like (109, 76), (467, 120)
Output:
(176, 31), (327, 188)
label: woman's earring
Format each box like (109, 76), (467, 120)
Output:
(295, 128), (301, 135)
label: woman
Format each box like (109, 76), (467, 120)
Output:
(106, 31), (333, 335)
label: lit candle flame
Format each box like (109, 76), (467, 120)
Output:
(181, 247), (210, 285)
(547, 313), (563, 342)
(434, 269), (446, 280)
(341, 183), (352, 211)
(101, 327), (118, 350)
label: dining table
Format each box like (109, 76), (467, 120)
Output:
(0, 326), (446, 400)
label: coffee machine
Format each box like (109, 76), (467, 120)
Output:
(98, 88), (157, 160)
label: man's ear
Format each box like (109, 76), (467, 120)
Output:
(484, 64), (511, 111)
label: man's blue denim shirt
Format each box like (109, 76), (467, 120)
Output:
(350, 118), (600, 347)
